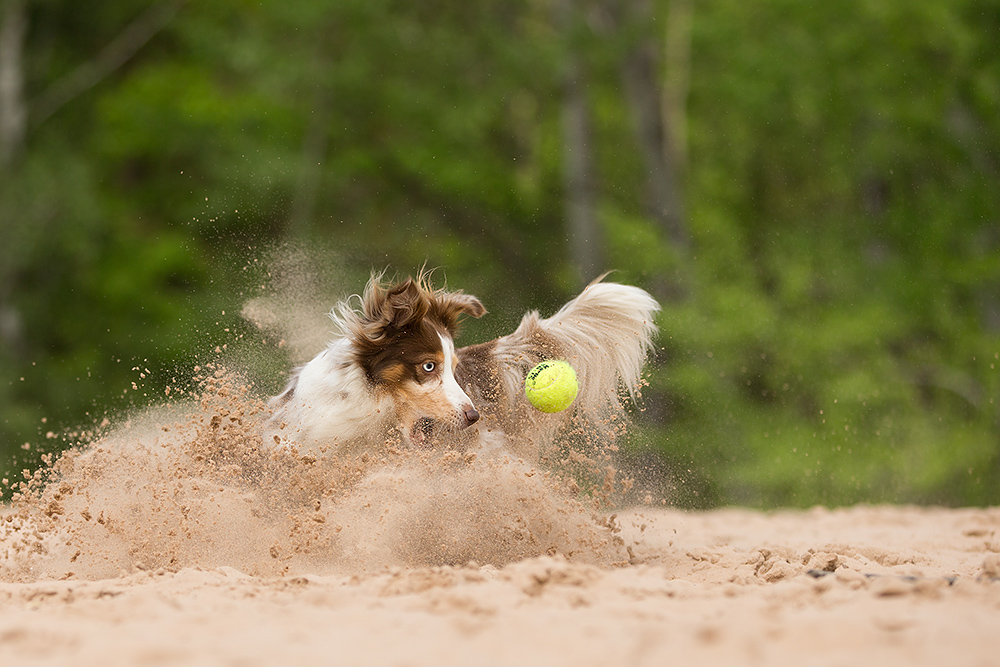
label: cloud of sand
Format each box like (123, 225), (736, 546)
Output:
(238, 245), (353, 367)
(1, 367), (627, 583)
(2, 248), (636, 583)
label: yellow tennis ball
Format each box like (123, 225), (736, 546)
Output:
(525, 360), (578, 413)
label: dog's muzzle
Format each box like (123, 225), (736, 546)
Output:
(408, 405), (479, 448)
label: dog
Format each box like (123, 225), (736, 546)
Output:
(268, 271), (659, 460)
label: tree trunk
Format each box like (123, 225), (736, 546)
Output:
(0, 0), (26, 172)
(618, 0), (688, 251)
(29, 1), (182, 132)
(563, 52), (602, 283)
(288, 34), (333, 240)
(663, 0), (692, 172)
(556, 0), (603, 285)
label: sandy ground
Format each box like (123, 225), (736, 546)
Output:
(2, 504), (998, 667)
(1, 369), (997, 666)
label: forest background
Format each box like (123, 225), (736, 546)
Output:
(1, 0), (998, 508)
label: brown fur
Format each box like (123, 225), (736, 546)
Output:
(456, 319), (565, 427)
(342, 271), (485, 387)
(453, 278), (659, 460)
(269, 271), (657, 456)
(454, 340), (502, 407)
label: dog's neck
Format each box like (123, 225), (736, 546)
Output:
(271, 338), (397, 450)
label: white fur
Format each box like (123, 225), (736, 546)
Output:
(268, 338), (395, 450)
(269, 277), (659, 459)
(498, 281), (659, 413)
(437, 334), (476, 424)
(462, 281), (660, 460)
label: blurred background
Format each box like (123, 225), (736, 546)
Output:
(1, 0), (998, 507)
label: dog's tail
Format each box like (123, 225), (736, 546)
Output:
(502, 278), (659, 414)
(458, 278), (659, 456)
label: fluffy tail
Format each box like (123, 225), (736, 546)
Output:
(457, 279), (659, 457)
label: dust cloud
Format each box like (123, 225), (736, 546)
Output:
(0, 364), (630, 583)
(1, 252), (631, 583)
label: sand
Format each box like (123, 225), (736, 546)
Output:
(1, 369), (998, 665)
(0, 504), (997, 666)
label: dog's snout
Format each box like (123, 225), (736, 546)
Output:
(463, 406), (480, 427)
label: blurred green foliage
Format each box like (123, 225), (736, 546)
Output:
(1, 0), (998, 507)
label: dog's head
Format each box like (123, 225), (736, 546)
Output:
(338, 271), (486, 446)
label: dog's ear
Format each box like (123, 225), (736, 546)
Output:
(442, 293), (486, 319)
(360, 276), (430, 341)
(433, 292), (486, 334)
(383, 278), (431, 329)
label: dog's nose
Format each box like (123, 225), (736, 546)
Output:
(463, 406), (480, 427)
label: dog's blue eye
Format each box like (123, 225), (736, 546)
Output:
(421, 361), (436, 373)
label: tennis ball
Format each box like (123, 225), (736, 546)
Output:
(524, 360), (578, 413)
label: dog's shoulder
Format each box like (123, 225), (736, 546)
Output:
(455, 340), (504, 404)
